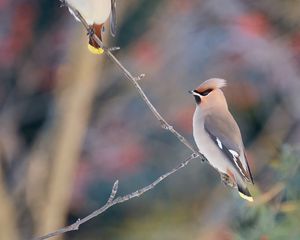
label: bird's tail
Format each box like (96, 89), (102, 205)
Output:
(237, 182), (253, 202)
(88, 24), (104, 55)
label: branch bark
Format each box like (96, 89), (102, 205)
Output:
(32, 2), (208, 239)
(33, 153), (198, 240)
(66, 2), (204, 160)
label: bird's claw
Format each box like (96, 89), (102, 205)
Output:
(87, 28), (94, 37)
(220, 173), (235, 188)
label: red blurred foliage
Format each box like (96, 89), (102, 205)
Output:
(173, 106), (194, 133)
(227, 81), (261, 110)
(260, 235), (269, 240)
(173, 0), (196, 14)
(236, 12), (270, 37)
(1, 3), (37, 67)
(290, 32), (300, 56)
(0, 0), (7, 9)
(199, 225), (233, 240)
(87, 122), (146, 179)
(132, 39), (161, 67)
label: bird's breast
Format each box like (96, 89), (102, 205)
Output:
(68, 0), (111, 25)
(193, 109), (229, 174)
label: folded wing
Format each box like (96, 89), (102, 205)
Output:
(204, 113), (253, 183)
(110, 0), (117, 37)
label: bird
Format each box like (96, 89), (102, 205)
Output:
(189, 78), (254, 202)
(66, 0), (117, 54)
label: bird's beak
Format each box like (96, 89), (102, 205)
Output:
(188, 90), (194, 95)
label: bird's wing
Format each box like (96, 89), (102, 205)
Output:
(110, 0), (117, 37)
(204, 113), (253, 183)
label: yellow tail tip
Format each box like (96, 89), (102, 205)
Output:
(88, 44), (104, 55)
(239, 192), (254, 202)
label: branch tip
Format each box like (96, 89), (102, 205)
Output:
(113, 180), (119, 190)
(108, 180), (119, 203)
(35, 3), (205, 240)
(134, 73), (146, 81)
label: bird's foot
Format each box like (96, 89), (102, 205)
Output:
(86, 28), (95, 37)
(220, 173), (235, 188)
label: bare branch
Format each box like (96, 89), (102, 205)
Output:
(107, 180), (119, 203)
(66, 3), (205, 161)
(32, 2), (210, 239)
(33, 154), (198, 240)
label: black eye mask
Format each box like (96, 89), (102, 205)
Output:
(193, 94), (201, 104)
(199, 89), (213, 96)
(192, 89), (213, 104)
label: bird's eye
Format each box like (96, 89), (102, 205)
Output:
(200, 89), (212, 96)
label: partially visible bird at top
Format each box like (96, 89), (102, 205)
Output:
(66, 0), (117, 54)
(189, 78), (254, 202)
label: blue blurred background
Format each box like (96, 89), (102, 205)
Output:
(1, 0), (300, 239)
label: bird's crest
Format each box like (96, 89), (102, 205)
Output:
(195, 78), (227, 94)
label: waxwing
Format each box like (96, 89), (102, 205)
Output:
(190, 78), (254, 201)
(67, 0), (117, 54)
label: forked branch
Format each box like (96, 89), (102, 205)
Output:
(66, 2), (203, 158)
(33, 2), (208, 240)
(33, 154), (198, 240)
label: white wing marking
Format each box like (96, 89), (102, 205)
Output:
(216, 138), (223, 149)
(229, 149), (238, 157)
(229, 149), (245, 177)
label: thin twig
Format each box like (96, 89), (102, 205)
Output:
(33, 154), (198, 240)
(67, 3), (205, 160)
(107, 180), (119, 203)
(32, 2), (208, 239)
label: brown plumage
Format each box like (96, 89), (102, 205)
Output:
(89, 24), (103, 49)
(195, 78), (227, 94)
(67, 0), (117, 55)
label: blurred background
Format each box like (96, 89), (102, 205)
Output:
(1, 0), (300, 239)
